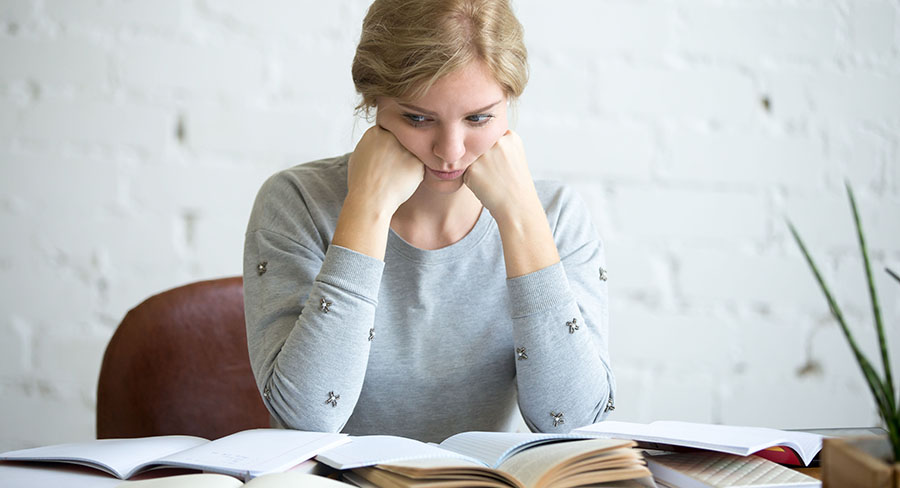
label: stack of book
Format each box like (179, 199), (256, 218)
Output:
(572, 421), (824, 488)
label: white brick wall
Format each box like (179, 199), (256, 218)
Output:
(0, 0), (898, 451)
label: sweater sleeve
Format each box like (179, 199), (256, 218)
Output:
(507, 185), (615, 432)
(242, 173), (384, 432)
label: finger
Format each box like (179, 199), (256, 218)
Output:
(417, 161), (426, 180)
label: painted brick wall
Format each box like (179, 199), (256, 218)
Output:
(0, 0), (898, 450)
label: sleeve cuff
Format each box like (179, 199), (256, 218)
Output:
(506, 261), (574, 318)
(317, 244), (385, 301)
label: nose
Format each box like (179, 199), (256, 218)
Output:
(433, 125), (465, 167)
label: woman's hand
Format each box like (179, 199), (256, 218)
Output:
(333, 126), (424, 261)
(463, 129), (539, 223)
(347, 125), (425, 215)
(464, 129), (560, 277)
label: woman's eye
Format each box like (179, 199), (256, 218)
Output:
(403, 114), (429, 126)
(467, 114), (494, 125)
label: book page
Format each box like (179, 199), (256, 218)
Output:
(0, 436), (207, 479)
(644, 451), (820, 488)
(378, 458), (523, 487)
(437, 431), (594, 468)
(380, 457), (489, 469)
(341, 471), (380, 488)
(573, 421), (823, 466)
(243, 471), (353, 487)
(354, 465), (516, 488)
(591, 477), (659, 488)
(0, 462), (125, 488)
(315, 436), (479, 470)
(156, 429), (349, 480)
(497, 439), (646, 487)
(115, 473), (243, 488)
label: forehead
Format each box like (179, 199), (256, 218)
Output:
(400, 61), (506, 114)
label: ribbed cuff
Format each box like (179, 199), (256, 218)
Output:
(317, 245), (385, 301)
(506, 262), (574, 318)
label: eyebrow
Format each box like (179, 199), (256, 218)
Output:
(397, 100), (503, 116)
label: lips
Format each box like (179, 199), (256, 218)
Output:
(428, 167), (465, 181)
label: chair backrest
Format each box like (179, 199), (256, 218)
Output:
(96, 277), (270, 439)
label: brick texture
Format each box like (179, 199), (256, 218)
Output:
(0, 0), (898, 450)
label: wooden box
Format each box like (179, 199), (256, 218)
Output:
(823, 436), (900, 487)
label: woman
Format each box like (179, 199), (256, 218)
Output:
(243, 0), (615, 443)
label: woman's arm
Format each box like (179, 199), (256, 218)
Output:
(332, 125), (424, 260)
(244, 179), (386, 433)
(244, 128), (423, 432)
(462, 130), (558, 278)
(465, 132), (615, 431)
(505, 219), (615, 432)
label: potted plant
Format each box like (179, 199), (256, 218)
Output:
(788, 183), (900, 486)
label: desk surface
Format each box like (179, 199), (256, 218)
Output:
(797, 467), (822, 480)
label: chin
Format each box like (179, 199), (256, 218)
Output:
(423, 177), (466, 195)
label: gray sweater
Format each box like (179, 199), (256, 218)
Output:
(242, 154), (615, 443)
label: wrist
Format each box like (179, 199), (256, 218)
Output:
(332, 194), (393, 261)
(491, 194), (545, 230)
(495, 206), (561, 278)
(342, 191), (396, 224)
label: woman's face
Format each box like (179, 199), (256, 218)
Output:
(376, 61), (509, 194)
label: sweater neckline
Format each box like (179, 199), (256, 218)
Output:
(387, 206), (494, 264)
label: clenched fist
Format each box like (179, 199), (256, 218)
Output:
(463, 130), (538, 222)
(348, 125), (425, 215)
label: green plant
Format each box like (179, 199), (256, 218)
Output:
(787, 183), (900, 461)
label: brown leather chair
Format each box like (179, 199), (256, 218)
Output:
(96, 277), (270, 439)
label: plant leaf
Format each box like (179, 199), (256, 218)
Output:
(787, 220), (892, 413)
(859, 353), (891, 414)
(888, 268), (900, 286)
(846, 182), (895, 412)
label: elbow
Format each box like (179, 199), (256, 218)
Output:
(523, 410), (578, 434)
(522, 379), (614, 432)
(261, 376), (352, 433)
(587, 379), (616, 425)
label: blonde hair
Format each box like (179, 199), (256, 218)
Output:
(351, 0), (528, 117)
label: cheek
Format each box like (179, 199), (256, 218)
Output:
(375, 109), (427, 157)
(467, 124), (508, 159)
(391, 128), (432, 160)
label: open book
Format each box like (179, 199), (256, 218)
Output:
(316, 431), (651, 487)
(573, 421), (823, 467)
(644, 451), (820, 488)
(116, 471), (352, 487)
(0, 429), (348, 481)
